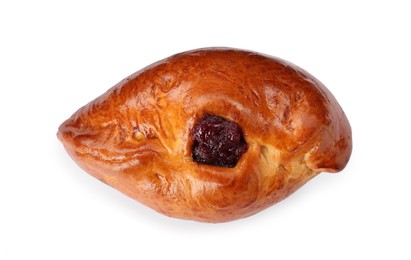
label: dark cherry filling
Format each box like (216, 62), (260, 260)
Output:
(191, 114), (248, 168)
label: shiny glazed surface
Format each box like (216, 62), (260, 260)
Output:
(58, 48), (352, 222)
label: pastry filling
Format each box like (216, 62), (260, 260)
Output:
(191, 114), (248, 168)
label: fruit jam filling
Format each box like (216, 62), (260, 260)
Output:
(191, 114), (248, 168)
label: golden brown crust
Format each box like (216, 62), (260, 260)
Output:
(58, 48), (352, 222)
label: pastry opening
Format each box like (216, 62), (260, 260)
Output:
(191, 114), (248, 168)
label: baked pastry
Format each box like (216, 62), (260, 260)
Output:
(58, 48), (352, 222)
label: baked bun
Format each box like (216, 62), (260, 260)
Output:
(58, 48), (352, 223)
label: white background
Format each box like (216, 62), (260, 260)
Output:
(1, 1), (410, 259)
